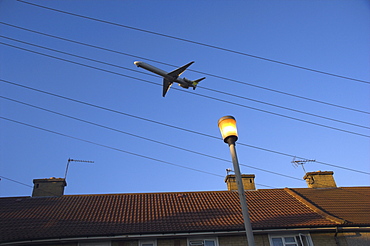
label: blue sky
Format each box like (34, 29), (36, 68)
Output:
(0, 0), (369, 197)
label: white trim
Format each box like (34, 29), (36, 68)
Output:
(138, 239), (157, 246)
(187, 237), (218, 246)
(268, 232), (314, 246)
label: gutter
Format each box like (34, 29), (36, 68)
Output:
(1, 226), (369, 245)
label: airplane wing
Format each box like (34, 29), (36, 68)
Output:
(163, 78), (173, 97)
(167, 61), (194, 78)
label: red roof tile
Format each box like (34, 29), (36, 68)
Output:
(291, 187), (370, 225)
(0, 187), (369, 244)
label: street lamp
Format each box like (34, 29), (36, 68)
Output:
(218, 116), (255, 246)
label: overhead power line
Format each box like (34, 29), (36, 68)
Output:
(200, 86), (370, 130)
(16, 0), (370, 85)
(0, 175), (64, 197)
(1, 42), (369, 138)
(2, 172), (367, 201)
(1, 35), (368, 131)
(0, 116), (276, 189)
(2, 115), (367, 193)
(1, 79), (369, 176)
(0, 176), (34, 189)
(0, 174), (274, 198)
(1, 22), (368, 115)
(0, 115), (367, 194)
(195, 72), (370, 115)
(0, 116), (224, 179)
(0, 95), (302, 182)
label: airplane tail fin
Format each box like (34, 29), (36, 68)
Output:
(191, 77), (206, 90)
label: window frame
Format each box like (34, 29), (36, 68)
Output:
(268, 233), (313, 246)
(139, 239), (157, 246)
(187, 237), (218, 246)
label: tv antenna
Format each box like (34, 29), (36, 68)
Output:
(226, 168), (233, 175)
(291, 157), (315, 173)
(64, 158), (94, 180)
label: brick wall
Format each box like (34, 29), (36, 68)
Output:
(303, 171), (337, 188)
(311, 233), (338, 246)
(310, 232), (370, 246)
(341, 232), (370, 246)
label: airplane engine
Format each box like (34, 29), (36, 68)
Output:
(180, 77), (193, 89)
(179, 83), (189, 89)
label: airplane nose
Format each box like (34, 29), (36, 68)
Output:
(134, 61), (141, 66)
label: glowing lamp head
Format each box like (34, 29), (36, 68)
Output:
(218, 116), (238, 143)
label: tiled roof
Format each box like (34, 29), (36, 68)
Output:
(0, 187), (369, 244)
(290, 187), (370, 225)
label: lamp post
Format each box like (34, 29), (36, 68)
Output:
(218, 116), (255, 246)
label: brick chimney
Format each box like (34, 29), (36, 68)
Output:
(303, 171), (337, 188)
(225, 174), (256, 191)
(32, 177), (67, 197)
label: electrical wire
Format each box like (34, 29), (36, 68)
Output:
(1, 41), (369, 138)
(199, 86), (370, 130)
(0, 175), (61, 197)
(0, 95), (303, 182)
(3, 172), (369, 201)
(1, 22), (368, 115)
(16, 0), (370, 85)
(1, 35), (369, 131)
(0, 35), (370, 129)
(1, 78), (369, 176)
(0, 116), (224, 179)
(0, 6), (370, 194)
(0, 116), (277, 189)
(2, 173), (369, 209)
(0, 176), (34, 189)
(3, 115), (366, 192)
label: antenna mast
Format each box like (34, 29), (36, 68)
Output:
(291, 157), (316, 173)
(64, 158), (94, 180)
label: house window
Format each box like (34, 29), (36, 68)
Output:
(139, 239), (157, 246)
(269, 234), (313, 246)
(188, 238), (218, 246)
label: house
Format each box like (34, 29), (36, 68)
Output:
(0, 171), (369, 246)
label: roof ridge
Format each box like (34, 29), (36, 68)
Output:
(284, 188), (346, 225)
(58, 190), (235, 197)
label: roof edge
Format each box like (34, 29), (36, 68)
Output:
(284, 188), (346, 225)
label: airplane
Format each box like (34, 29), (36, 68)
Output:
(134, 61), (205, 97)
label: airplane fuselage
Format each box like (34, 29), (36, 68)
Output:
(134, 61), (205, 96)
(134, 61), (193, 88)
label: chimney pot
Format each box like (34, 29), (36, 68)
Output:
(225, 174), (256, 191)
(303, 171), (337, 188)
(32, 177), (67, 197)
